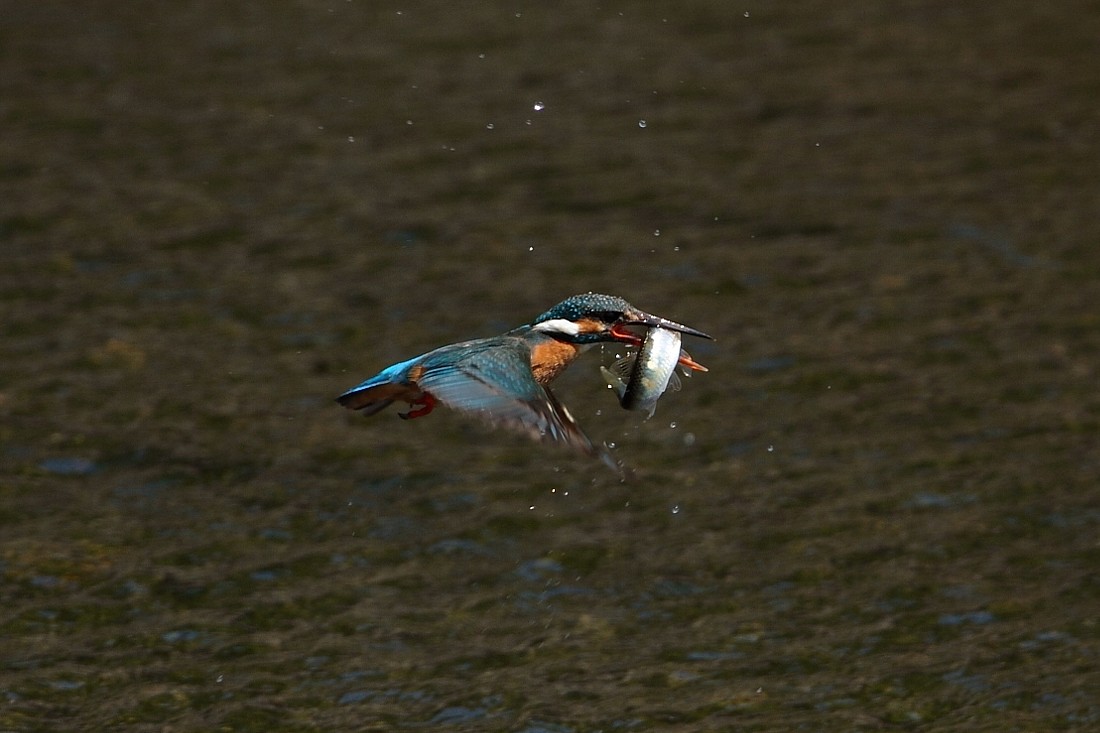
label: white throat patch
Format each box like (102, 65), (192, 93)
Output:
(532, 318), (582, 336)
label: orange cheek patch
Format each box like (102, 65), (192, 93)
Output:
(574, 317), (605, 334)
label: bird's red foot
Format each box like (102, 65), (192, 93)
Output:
(399, 393), (437, 420)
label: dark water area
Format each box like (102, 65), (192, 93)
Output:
(2, 2), (1098, 731)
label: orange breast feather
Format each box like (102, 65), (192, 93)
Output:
(529, 340), (581, 385)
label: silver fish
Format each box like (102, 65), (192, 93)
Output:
(601, 326), (698, 418)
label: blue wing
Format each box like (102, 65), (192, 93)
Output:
(416, 341), (617, 469)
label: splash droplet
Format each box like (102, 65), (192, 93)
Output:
(671, 504), (681, 514)
(533, 101), (545, 111)
(638, 119), (647, 128)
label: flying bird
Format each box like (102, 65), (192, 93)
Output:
(336, 293), (710, 471)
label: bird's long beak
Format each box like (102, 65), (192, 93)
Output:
(619, 310), (713, 340)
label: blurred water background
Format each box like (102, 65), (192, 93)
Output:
(2, 2), (1097, 730)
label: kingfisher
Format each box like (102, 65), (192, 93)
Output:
(336, 293), (711, 472)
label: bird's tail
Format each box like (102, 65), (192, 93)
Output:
(336, 375), (405, 415)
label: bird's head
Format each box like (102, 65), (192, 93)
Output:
(527, 293), (713, 347)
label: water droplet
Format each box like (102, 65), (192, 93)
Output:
(533, 101), (545, 111)
(478, 53), (486, 59)
(216, 674), (224, 683)
(347, 136), (355, 142)
(654, 229), (661, 237)
(669, 421), (677, 429)
(406, 119), (413, 125)
(638, 119), (647, 128)
(486, 123), (494, 130)
(529, 505), (536, 510)
(744, 11), (751, 17)
(673, 246), (680, 252)
(767, 445), (774, 452)
(671, 504), (681, 514)
(607, 442), (616, 449)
